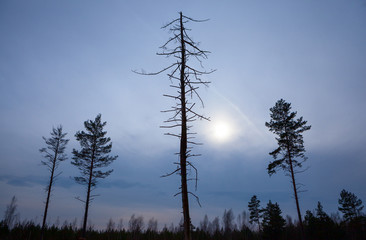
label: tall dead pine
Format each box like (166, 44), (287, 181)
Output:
(135, 12), (214, 240)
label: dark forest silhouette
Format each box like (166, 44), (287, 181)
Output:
(1, 191), (365, 240)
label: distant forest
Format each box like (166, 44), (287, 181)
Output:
(1, 190), (365, 240)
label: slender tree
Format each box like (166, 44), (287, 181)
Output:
(210, 217), (221, 235)
(147, 217), (158, 233)
(338, 189), (364, 222)
(265, 99), (311, 235)
(106, 218), (116, 232)
(3, 196), (18, 229)
(40, 126), (69, 240)
(200, 215), (209, 232)
(135, 12), (214, 240)
(248, 195), (262, 231)
(222, 209), (235, 233)
(71, 114), (117, 238)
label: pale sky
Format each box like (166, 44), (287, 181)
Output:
(1, 0), (365, 229)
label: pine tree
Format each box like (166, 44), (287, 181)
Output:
(248, 195), (262, 230)
(135, 12), (214, 240)
(338, 189), (364, 221)
(71, 114), (117, 238)
(306, 202), (337, 239)
(262, 201), (286, 240)
(315, 201), (331, 222)
(265, 99), (311, 234)
(40, 126), (69, 240)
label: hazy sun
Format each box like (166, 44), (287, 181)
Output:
(213, 121), (232, 142)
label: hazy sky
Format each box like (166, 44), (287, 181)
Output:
(1, 0), (365, 230)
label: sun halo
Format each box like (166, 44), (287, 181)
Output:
(212, 121), (232, 142)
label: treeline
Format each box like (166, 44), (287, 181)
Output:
(1, 191), (365, 240)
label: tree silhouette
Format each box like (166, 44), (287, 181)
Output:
(304, 202), (339, 240)
(248, 195), (262, 231)
(315, 201), (331, 222)
(146, 217), (158, 233)
(106, 218), (116, 232)
(39, 125), (69, 240)
(265, 99), (311, 235)
(128, 214), (144, 233)
(262, 201), (286, 240)
(338, 189), (364, 222)
(199, 215), (209, 232)
(222, 209), (235, 233)
(3, 196), (18, 229)
(135, 12), (214, 240)
(208, 216), (220, 235)
(71, 114), (117, 238)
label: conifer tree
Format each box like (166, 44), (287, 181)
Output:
(338, 189), (364, 221)
(315, 201), (331, 222)
(262, 201), (285, 240)
(265, 99), (311, 234)
(248, 195), (262, 230)
(71, 114), (117, 238)
(40, 126), (69, 240)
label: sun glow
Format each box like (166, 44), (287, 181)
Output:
(212, 121), (232, 142)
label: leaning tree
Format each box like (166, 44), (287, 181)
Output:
(265, 99), (311, 235)
(135, 12), (214, 240)
(71, 114), (117, 238)
(40, 125), (69, 240)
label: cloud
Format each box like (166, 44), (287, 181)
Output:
(0, 175), (45, 188)
(99, 178), (148, 189)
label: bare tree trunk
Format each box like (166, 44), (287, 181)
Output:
(41, 144), (59, 240)
(82, 152), (94, 238)
(287, 147), (304, 238)
(179, 12), (191, 240)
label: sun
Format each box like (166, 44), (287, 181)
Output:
(213, 121), (232, 142)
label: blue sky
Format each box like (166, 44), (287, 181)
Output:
(1, 0), (366, 230)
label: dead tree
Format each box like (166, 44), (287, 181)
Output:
(40, 126), (69, 240)
(135, 12), (214, 240)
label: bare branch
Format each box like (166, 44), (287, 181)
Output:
(161, 18), (180, 29)
(75, 197), (86, 203)
(132, 62), (178, 75)
(182, 14), (210, 23)
(160, 124), (181, 128)
(188, 192), (202, 207)
(164, 133), (181, 138)
(161, 168), (181, 178)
